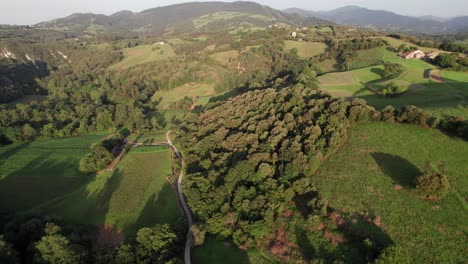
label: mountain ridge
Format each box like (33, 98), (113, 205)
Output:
(35, 1), (331, 35)
(284, 5), (468, 34)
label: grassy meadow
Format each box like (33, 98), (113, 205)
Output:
(284, 40), (327, 58)
(314, 122), (468, 263)
(0, 133), (108, 213)
(0, 133), (181, 237)
(110, 43), (176, 70)
(37, 146), (181, 236)
(318, 47), (467, 118)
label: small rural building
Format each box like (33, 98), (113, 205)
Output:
(401, 50), (424, 59)
(425, 51), (440, 59)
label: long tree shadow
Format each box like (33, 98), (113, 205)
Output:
(371, 152), (420, 188)
(123, 182), (182, 237)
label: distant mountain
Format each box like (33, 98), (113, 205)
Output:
(284, 6), (468, 34)
(418, 15), (446, 23)
(36, 1), (330, 35)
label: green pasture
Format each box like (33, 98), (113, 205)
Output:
(36, 146), (180, 236)
(110, 43), (176, 70)
(0, 133), (108, 213)
(284, 40), (327, 58)
(314, 122), (468, 263)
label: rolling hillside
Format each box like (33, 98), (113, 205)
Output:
(285, 6), (468, 34)
(36, 1), (330, 35)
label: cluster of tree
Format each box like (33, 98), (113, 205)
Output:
(324, 38), (388, 70)
(0, 59), (175, 142)
(380, 105), (468, 140)
(415, 163), (450, 201)
(79, 130), (129, 174)
(397, 44), (418, 53)
(381, 82), (408, 97)
(388, 34), (467, 53)
(382, 63), (405, 78)
(178, 86), (378, 248)
(216, 41), (306, 92)
(433, 53), (468, 71)
(0, 216), (184, 264)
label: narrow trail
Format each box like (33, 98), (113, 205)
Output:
(166, 131), (193, 264)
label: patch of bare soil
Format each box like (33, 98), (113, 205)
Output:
(95, 225), (125, 248)
(431, 71), (444, 83)
(127, 50), (142, 56)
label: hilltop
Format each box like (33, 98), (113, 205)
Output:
(284, 6), (468, 34)
(35, 1), (330, 35)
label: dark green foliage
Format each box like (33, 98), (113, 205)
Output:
(323, 37), (388, 70)
(433, 54), (458, 68)
(382, 63), (405, 78)
(79, 131), (128, 173)
(136, 224), (179, 263)
(415, 163), (450, 201)
(382, 82), (408, 97)
(35, 224), (82, 264)
(179, 86), (377, 247)
(0, 236), (18, 264)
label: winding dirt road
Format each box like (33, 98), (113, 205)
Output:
(166, 131), (193, 264)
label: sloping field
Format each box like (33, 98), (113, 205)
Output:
(284, 40), (327, 58)
(36, 147), (181, 236)
(0, 133), (108, 213)
(110, 43), (176, 70)
(315, 122), (468, 263)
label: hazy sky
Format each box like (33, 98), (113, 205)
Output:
(2, 0), (467, 25)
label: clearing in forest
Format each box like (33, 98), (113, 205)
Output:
(110, 43), (176, 70)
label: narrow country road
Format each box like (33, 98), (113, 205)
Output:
(166, 131), (193, 264)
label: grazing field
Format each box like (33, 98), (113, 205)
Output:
(36, 146), (181, 236)
(110, 43), (176, 70)
(193, 12), (274, 29)
(152, 82), (217, 109)
(0, 133), (108, 213)
(319, 47), (467, 118)
(284, 40), (327, 58)
(314, 122), (468, 263)
(209, 50), (239, 65)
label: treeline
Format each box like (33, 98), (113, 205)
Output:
(0, 216), (184, 264)
(79, 130), (129, 174)
(0, 59), (179, 142)
(388, 34), (467, 53)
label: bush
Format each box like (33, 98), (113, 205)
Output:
(382, 82), (408, 97)
(382, 63), (405, 78)
(415, 163), (450, 201)
(375, 245), (411, 264)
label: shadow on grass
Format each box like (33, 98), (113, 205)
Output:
(371, 68), (384, 77)
(123, 182), (181, 236)
(371, 152), (420, 188)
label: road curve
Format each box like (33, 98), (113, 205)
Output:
(166, 131), (193, 264)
